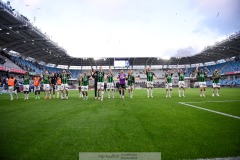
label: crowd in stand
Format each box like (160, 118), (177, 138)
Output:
(1, 51), (240, 90)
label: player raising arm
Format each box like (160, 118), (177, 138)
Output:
(91, 67), (100, 99)
(22, 72), (30, 100)
(144, 67), (157, 98)
(49, 72), (57, 99)
(126, 69), (135, 98)
(117, 70), (127, 98)
(212, 69), (221, 96)
(177, 64), (188, 97)
(80, 71), (92, 100)
(165, 68), (174, 98)
(61, 70), (71, 99)
(195, 65), (209, 97)
(41, 70), (51, 99)
(107, 67), (114, 98)
(96, 66), (105, 101)
(77, 73), (83, 98)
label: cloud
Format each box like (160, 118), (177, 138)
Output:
(194, 0), (240, 33)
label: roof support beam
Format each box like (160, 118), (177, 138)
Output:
(1, 38), (47, 49)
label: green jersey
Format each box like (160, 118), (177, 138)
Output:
(127, 74), (135, 86)
(23, 75), (30, 85)
(82, 75), (90, 86)
(165, 73), (173, 83)
(61, 74), (69, 84)
(146, 72), (155, 81)
(197, 72), (207, 82)
(97, 71), (105, 82)
(107, 73), (114, 83)
(212, 72), (220, 83)
(178, 72), (185, 81)
(43, 74), (50, 84)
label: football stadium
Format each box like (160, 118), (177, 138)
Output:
(0, 0), (240, 160)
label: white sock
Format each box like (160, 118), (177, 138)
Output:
(108, 91), (110, 97)
(15, 91), (18, 97)
(217, 89), (219, 95)
(147, 89), (149, 96)
(101, 91), (104, 99)
(24, 94), (26, 99)
(27, 94), (29, 99)
(182, 90), (185, 96)
(150, 89), (153, 96)
(203, 91), (206, 96)
(112, 90), (114, 97)
(10, 93), (13, 99)
(169, 90), (172, 96)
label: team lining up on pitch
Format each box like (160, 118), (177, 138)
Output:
(6, 64), (221, 101)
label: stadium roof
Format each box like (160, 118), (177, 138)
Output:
(0, 2), (240, 67)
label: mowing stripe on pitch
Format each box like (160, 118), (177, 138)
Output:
(179, 102), (240, 120)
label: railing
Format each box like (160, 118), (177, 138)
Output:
(0, 64), (26, 74)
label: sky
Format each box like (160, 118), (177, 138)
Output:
(4, 0), (240, 58)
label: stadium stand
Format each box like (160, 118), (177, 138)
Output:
(1, 51), (240, 88)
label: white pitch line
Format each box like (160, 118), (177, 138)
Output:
(182, 100), (240, 104)
(179, 102), (240, 120)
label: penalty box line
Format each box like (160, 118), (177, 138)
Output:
(179, 102), (240, 120)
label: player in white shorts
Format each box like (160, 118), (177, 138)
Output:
(144, 67), (157, 98)
(127, 69), (135, 98)
(61, 70), (71, 99)
(165, 68), (174, 98)
(107, 68), (114, 98)
(195, 65), (210, 97)
(177, 65), (188, 97)
(22, 72), (30, 100)
(212, 69), (221, 96)
(80, 71), (91, 100)
(96, 66), (105, 101)
(41, 70), (50, 99)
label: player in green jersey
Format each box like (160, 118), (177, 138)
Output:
(22, 72), (30, 100)
(212, 69), (221, 96)
(195, 65), (210, 97)
(96, 66), (105, 101)
(107, 68), (114, 98)
(165, 68), (174, 98)
(61, 70), (71, 99)
(80, 71), (91, 100)
(126, 69), (135, 98)
(41, 70), (51, 99)
(144, 67), (157, 98)
(77, 74), (83, 98)
(177, 64), (188, 97)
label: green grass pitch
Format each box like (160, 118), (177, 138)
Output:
(0, 88), (240, 160)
